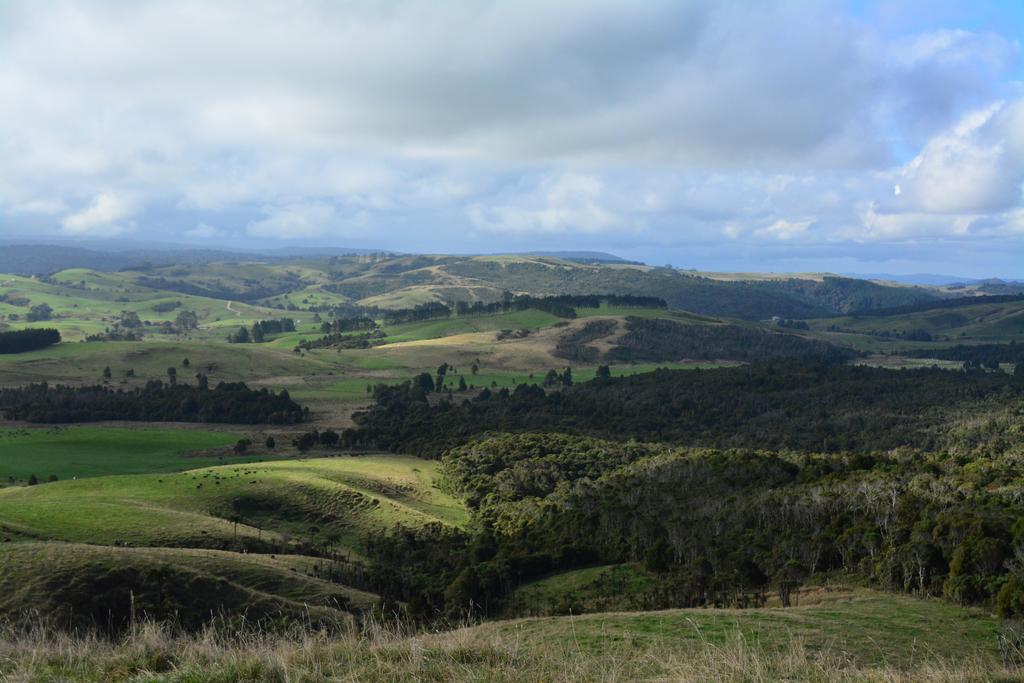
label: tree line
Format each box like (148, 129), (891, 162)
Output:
(0, 381), (306, 424)
(382, 293), (669, 327)
(228, 318), (296, 343)
(905, 342), (1024, 370)
(454, 294), (667, 320)
(0, 328), (61, 354)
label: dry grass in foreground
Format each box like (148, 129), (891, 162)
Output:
(0, 616), (1022, 683)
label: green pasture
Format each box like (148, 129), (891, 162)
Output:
(0, 455), (467, 552)
(0, 339), (326, 387)
(0, 426), (245, 482)
(380, 309), (562, 344)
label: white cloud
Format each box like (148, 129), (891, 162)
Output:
(0, 0), (1019, 268)
(60, 193), (136, 235)
(857, 98), (1024, 240)
(186, 223), (227, 239)
(888, 102), (1024, 214)
(467, 173), (619, 234)
(757, 219), (814, 241)
(246, 202), (368, 240)
(859, 205), (974, 240)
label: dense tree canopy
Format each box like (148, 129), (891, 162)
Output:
(0, 328), (60, 354)
(346, 362), (1024, 457)
(0, 381), (306, 424)
(355, 431), (1024, 620)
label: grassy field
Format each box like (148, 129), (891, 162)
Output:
(0, 588), (1016, 682)
(0, 339), (330, 389)
(380, 309), (563, 343)
(0, 455), (467, 552)
(573, 304), (717, 322)
(0, 426), (244, 482)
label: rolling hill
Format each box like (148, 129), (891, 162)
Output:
(0, 455), (467, 553)
(0, 542), (377, 630)
(1, 252), (949, 323)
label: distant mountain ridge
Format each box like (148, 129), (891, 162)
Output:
(0, 243), (389, 275)
(846, 273), (1024, 286)
(524, 250), (641, 264)
(0, 244), (979, 319)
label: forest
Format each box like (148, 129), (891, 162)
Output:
(355, 431), (1024, 619)
(604, 317), (858, 363)
(346, 361), (1023, 457)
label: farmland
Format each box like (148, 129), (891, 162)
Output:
(0, 426), (243, 482)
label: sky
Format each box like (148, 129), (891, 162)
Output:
(1, 0), (1023, 277)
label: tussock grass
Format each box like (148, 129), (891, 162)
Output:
(0, 615), (1019, 682)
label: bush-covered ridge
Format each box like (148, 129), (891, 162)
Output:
(855, 292), (1024, 317)
(604, 317), (857, 363)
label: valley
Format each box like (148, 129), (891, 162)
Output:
(1, 250), (1023, 681)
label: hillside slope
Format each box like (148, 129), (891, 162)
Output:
(0, 542), (376, 630)
(0, 455), (467, 553)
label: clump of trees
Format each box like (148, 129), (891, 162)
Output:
(382, 302), (453, 325)
(175, 310), (199, 332)
(292, 428), (342, 452)
(85, 311), (148, 342)
(151, 300), (182, 313)
(320, 317), (377, 334)
(229, 318), (296, 343)
(295, 330), (386, 351)
(0, 328), (60, 354)
(25, 303), (53, 322)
